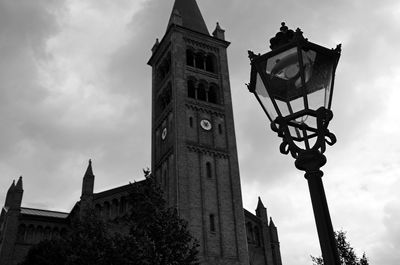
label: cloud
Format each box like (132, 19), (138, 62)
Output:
(1, 0), (400, 264)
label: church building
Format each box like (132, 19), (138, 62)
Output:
(0, 1), (282, 265)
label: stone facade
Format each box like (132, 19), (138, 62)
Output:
(0, 1), (282, 265)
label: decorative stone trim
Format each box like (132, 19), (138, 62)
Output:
(185, 102), (225, 118)
(184, 37), (218, 52)
(186, 144), (229, 158)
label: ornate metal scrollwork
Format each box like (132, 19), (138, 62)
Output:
(271, 107), (336, 159)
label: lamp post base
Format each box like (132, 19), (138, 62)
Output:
(295, 150), (340, 265)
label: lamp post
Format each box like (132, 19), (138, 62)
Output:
(247, 23), (341, 265)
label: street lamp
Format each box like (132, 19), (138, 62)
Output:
(247, 22), (341, 265)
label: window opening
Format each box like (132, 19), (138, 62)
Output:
(210, 214), (216, 232)
(208, 85), (219, 104)
(206, 162), (212, 179)
(206, 54), (216, 73)
(188, 80), (196, 99)
(195, 53), (205, 69)
(197, 84), (207, 101)
(186, 49), (194, 67)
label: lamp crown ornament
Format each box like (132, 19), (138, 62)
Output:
(269, 22), (305, 50)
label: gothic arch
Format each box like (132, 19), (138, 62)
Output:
(186, 48), (195, 67)
(103, 201), (111, 219)
(112, 199), (119, 218)
(206, 53), (217, 73)
(95, 203), (102, 217)
(26, 224), (35, 243)
(52, 227), (60, 239)
(44, 226), (51, 240)
(120, 196), (127, 215)
(35, 226), (44, 243)
(195, 51), (206, 69)
(17, 224), (26, 242)
(208, 83), (220, 104)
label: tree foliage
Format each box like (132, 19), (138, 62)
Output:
(311, 230), (369, 265)
(19, 174), (199, 265)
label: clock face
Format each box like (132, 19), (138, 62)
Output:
(161, 127), (167, 140)
(200, 119), (212, 131)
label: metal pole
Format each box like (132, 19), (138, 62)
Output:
(305, 170), (340, 265)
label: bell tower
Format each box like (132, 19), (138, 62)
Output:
(148, 0), (249, 264)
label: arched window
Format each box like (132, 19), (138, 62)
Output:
(104, 201), (111, 219)
(208, 84), (219, 104)
(246, 222), (253, 242)
(95, 204), (102, 217)
(163, 170), (167, 189)
(209, 214), (216, 232)
(112, 199), (119, 218)
(186, 49), (195, 67)
(26, 225), (35, 243)
(120, 197), (127, 215)
(35, 226), (44, 243)
(197, 83), (207, 101)
(189, 117), (193, 128)
(44, 226), (51, 240)
(195, 52), (205, 69)
(17, 224), (26, 242)
(188, 80), (196, 99)
(206, 54), (216, 73)
(255, 226), (261, 246)
(206, 162), (212, 179)
(52, 227), (60, 239)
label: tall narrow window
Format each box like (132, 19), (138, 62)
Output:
(197, 83), (206, 101)
(195, 53), (205, 69)
(208, 85), (219, 104)
(210, 214), (216, 232)
(163, 170), (167, 190)
(206, 54), (216, 73)
(186, 49), (194, 67)
(255, 226), (261, 246)
(218, 124), (222, 134)
(188, 80), (196, 99)
(189, 117), (193, 128)
(206, 162), (212, 179)
(17, 224), (26, 242)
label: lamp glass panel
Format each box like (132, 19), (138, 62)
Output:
(301, 48), (334, 109)
(254, 73), (278, 121)
(266, 47), (312, 102)
(276, 100), (291, 117)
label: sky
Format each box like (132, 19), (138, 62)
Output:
(1, 0), (400, 264)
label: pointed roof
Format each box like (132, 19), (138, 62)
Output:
(15, 176), (23, 191)
(269, 217), (276, 228)
(7, 180), (15, 193)
(84, 159), (94, 177)
(168, 0), (209, 35)
(257, 196), (266, 209)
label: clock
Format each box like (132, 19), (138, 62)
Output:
(161, 127), (167, 140)
(200, 119), (212, 131)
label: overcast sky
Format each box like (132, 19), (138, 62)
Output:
(1, 0), (400, 264)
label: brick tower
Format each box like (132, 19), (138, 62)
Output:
(148, 0), (249, 264)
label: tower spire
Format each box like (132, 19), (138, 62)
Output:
(81, 159), (95, 196)
(4, 180), (15, 207)
(168, 0), (209, 35)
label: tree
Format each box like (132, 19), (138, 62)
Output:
(19, 173), (199, 265)
(19, 211), (115, 265)
(311, 230), (369, 265)
(116, 175), (199, 265)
